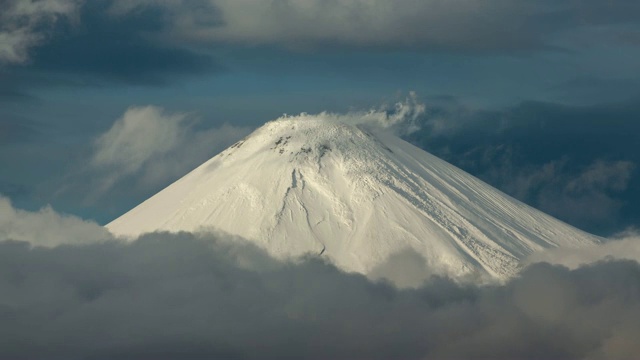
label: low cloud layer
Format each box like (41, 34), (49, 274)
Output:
(2, 195), (640, 359)
(527, 230), (640, 270)
(0, 195), (110, 247)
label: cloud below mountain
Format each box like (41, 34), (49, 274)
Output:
(1, 195), (640, 359)
(527, 230), (640, 269)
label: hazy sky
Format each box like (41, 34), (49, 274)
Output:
(2, 0), (640, 234)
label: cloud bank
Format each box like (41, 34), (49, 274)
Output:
(108, 0), (640, 52)
(7, 0), (638, 70)
(4, 0), (640, 69)
(2, 195), (640, 359)
(527, 230), (640, 270)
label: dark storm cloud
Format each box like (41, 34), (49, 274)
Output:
(1, 202), (640, 359)
(405, 99), (640, 235)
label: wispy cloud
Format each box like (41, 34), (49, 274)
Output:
(88, 105), (251, 196)
(91, 106), (194, 191)
(0, 0), (81, 64)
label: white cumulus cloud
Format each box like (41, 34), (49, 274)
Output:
(0, 195), (111, 247)
(527, 230), (640, 269)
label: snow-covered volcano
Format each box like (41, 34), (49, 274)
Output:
(107, 116), (600, 280)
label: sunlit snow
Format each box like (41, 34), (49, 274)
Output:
(107, 115), (601, 280)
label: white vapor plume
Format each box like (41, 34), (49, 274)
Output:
(278, 92), (425, 135)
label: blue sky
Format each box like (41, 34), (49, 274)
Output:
(2, 0), (640, 235)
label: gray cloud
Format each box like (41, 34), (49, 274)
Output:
(2, 199), (640, 359)
(368, 248), (436, 288)
(108, 0), (640, 52)
(5, 0), (640, 70)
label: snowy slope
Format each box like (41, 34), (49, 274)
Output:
(107, 116), (601, 280)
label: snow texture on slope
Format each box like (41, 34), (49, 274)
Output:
(107, 115), (601, 280)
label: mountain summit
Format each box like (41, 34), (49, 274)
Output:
(107, 116), (600, 280)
